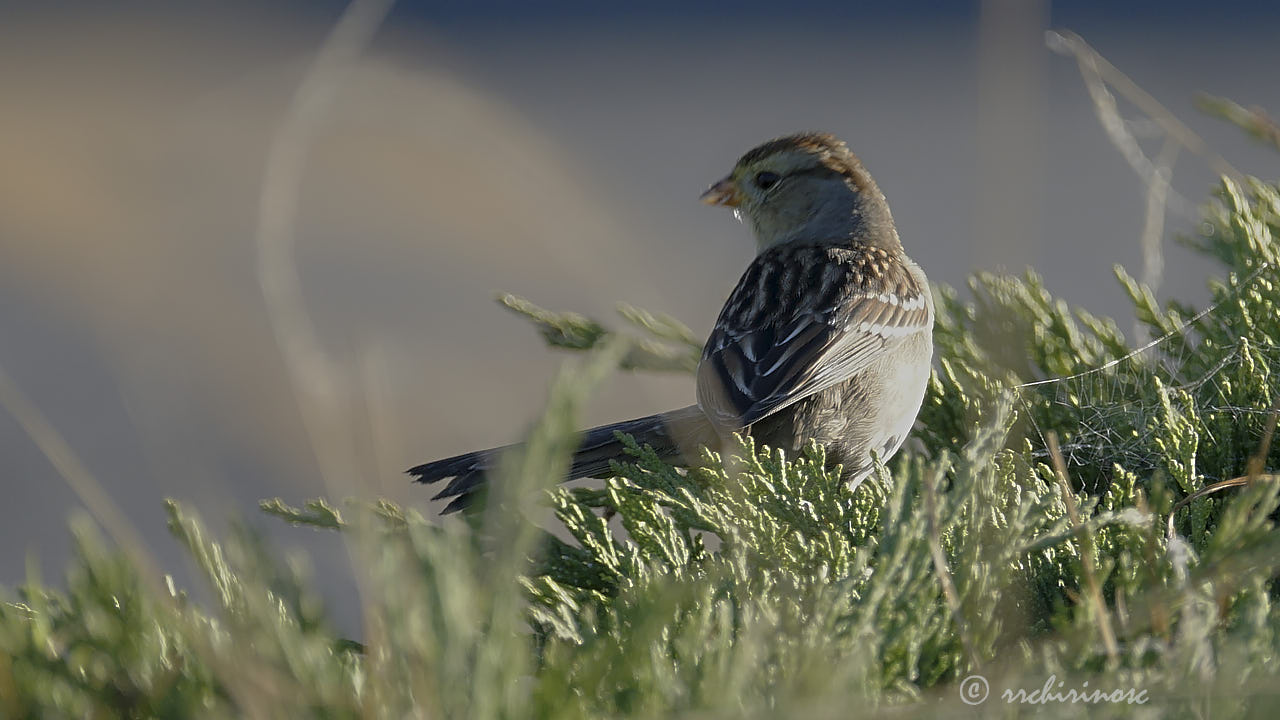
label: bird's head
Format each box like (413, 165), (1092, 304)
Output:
(700, 132), (900, 253)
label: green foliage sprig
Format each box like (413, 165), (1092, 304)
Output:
(4, 178), (1280, 717)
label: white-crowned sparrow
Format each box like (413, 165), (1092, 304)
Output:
(411, 132), (935, 513)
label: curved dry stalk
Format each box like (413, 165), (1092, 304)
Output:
(254, 0), (397, 494)
(1165, 396), (1280, 539)
(1046, 29), (1243, 183)
(0, 364), (161, 590)
(922, 467), (979, 669)
(1047, 431), (1120, 665)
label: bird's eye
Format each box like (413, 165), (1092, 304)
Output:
(754, 171), (781, 191)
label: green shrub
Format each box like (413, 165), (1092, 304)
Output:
(3, 178), (1279, 718)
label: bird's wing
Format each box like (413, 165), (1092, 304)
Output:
(696, 243), (932, 432)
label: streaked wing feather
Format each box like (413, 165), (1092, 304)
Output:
(696, 243), (931, 432)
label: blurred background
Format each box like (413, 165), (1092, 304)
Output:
(3, 0), (1278, 627)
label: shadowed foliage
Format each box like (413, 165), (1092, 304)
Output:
(3, 178), (1280, 717)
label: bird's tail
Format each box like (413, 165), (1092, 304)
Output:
(408, 405), (713, 513)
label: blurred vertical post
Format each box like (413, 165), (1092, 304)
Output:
(975, 0), (1049, 273)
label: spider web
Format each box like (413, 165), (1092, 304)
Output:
(993, 32), (1279, 487)
(1007, 261), (1278, 485)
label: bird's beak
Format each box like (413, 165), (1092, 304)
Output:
(699, 176), (741, 207)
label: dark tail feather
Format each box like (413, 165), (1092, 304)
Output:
(408, 405), (713, 513)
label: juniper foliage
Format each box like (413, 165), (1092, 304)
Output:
(3, 179), (1280, 717)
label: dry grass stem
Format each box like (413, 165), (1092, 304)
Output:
(1047, 431), (1120, 664)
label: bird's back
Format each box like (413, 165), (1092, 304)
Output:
(746, 259), (934, 486)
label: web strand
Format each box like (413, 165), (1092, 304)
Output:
(1007, 261), (1275, 477)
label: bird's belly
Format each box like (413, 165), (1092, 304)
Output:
(751, 334), (933, 487)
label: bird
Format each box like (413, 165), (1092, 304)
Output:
(410, 132), (935, 513)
